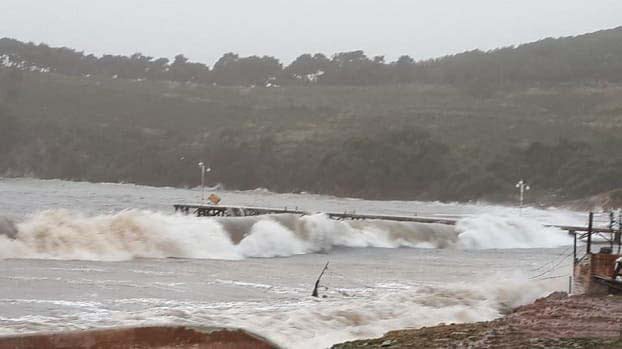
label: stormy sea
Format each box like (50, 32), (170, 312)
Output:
(0, 178), (586, 348)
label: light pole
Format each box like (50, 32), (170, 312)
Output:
(198, 162), (211, 204)
(516, 179), (530, 215)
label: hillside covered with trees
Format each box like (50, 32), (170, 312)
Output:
(1, 27), (622, 204)
(2, 27), (622, 88)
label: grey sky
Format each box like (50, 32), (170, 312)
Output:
(0, 0), (620, 65)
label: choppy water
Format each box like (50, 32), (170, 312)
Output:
(0, 178), (588, 348)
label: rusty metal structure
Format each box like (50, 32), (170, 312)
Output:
(573, 212), (622, 295)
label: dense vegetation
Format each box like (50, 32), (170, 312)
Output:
(2, 27), (622, 88)
(1, 27), (622, 204)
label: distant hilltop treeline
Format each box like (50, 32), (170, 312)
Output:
(1, 26), (622, 88)
(2, 27), (622, 204)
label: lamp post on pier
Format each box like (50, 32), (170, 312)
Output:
(516, 179), (530, 215)
(198, 162), (211, 204)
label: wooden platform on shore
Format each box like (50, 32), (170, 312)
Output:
(173, 203), (616, 234)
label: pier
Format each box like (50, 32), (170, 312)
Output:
(174, 204), (457, 225)
(173, 203), (616, 234)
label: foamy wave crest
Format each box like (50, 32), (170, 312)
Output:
(0, 210), (572, 261)
(456, 214), (572, 249)
(1, 210), (239, 261)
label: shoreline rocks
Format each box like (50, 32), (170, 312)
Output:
(332, 292), (622, 348)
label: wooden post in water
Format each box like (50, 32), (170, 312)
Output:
(587, 212), (593, 254)
(311, 262), (329, 298)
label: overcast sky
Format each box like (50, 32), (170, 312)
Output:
(0, 0), (620, 65)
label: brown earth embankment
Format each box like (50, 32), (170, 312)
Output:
(0, 325), (280, 349)
(333, 292), (622, 348)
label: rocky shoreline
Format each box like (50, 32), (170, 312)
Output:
(332, 292), (622, 348)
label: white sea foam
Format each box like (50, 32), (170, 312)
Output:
(457, 214), (572, 249)
(0, 274), (562, 349)
(0, 209), (572, 261)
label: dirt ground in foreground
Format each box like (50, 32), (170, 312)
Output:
(332, 292), (622, 348)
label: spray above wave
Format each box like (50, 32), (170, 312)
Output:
(0, 210), (571, 261)
(456, 214), (572, 249)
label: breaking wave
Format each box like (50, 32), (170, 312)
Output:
(0, 210), (572, 261)
(0, 272), (564, 348)
(238, 275), (564, 348)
